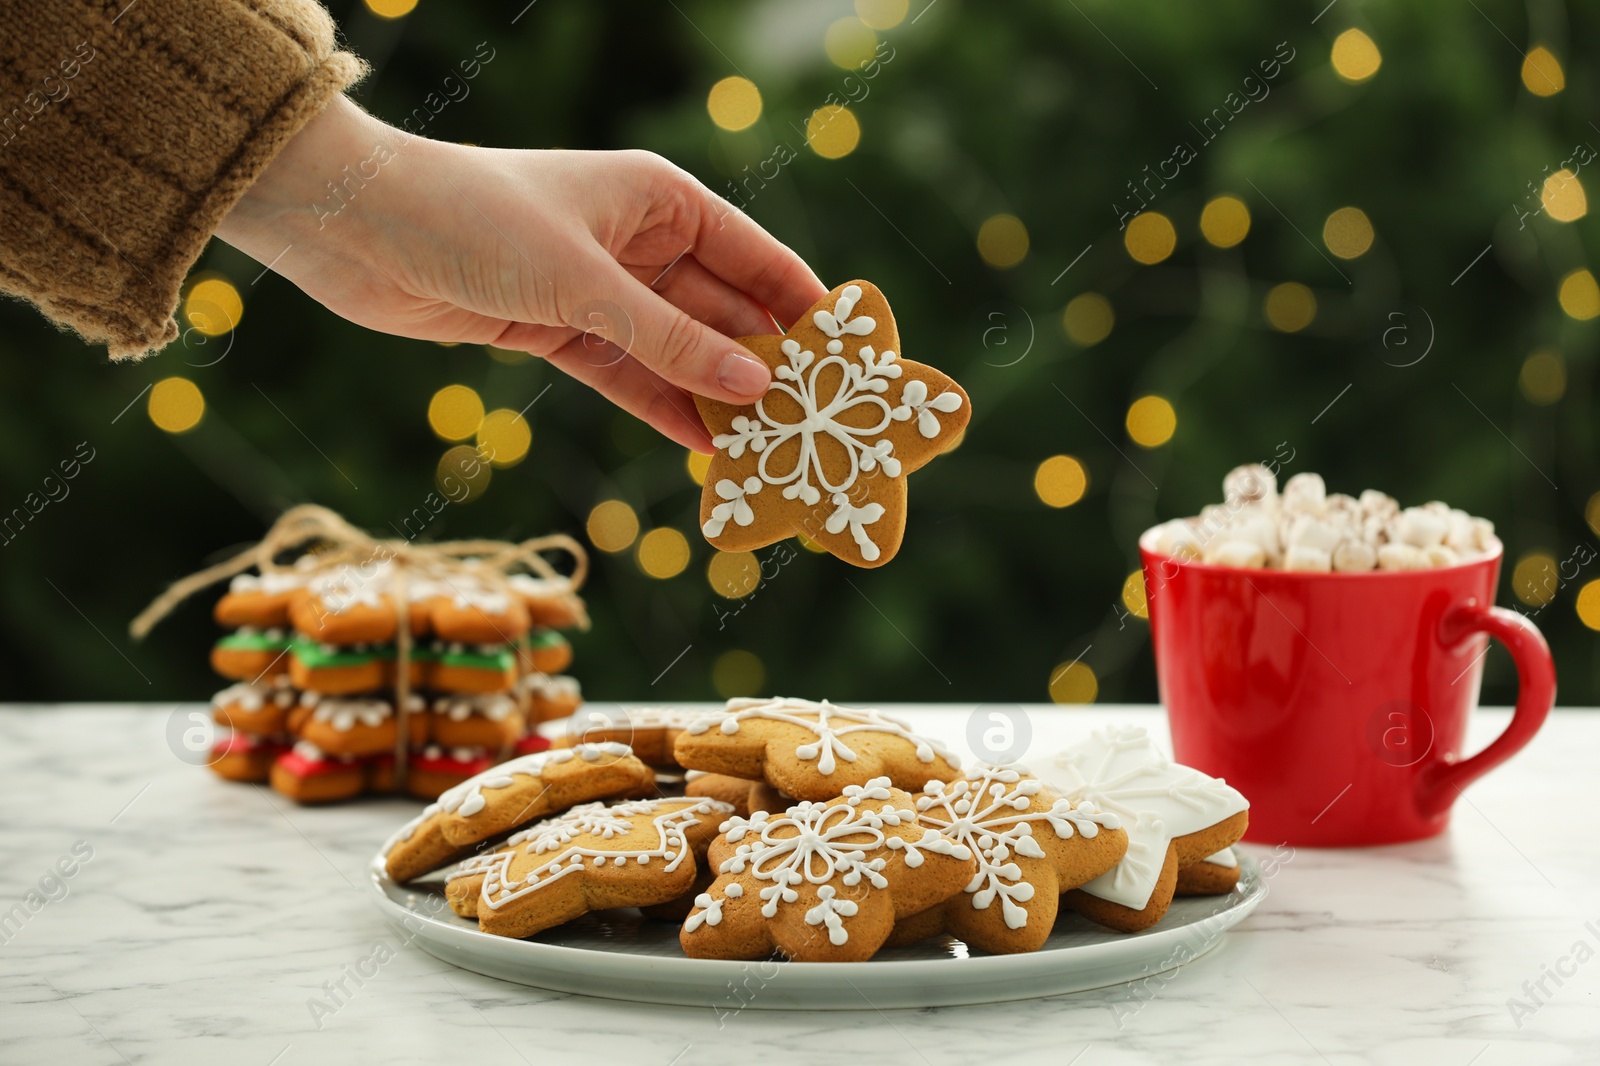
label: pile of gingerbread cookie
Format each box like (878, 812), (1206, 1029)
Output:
(380, 697), (1249, 960)
(208, 555), (587, 804)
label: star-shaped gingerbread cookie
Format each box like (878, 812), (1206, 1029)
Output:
(673, 697), (962, 801)
(891, 764), (1129, 954)
(694, 280), (970, 568)
(680, 777), (976, 962)
(444, 796), (734, 938)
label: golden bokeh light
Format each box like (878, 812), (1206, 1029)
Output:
(806, 105), (861, 159)
(1034, 455), (1088, 508)
(796, 531), (826, 553)
(1522, 46), (1565, 96)
(1265, 282), (1317, 332)
(1200, 196), (1251, 248)
(1587, 491), (1600, 537)
(1124, 211), (1176, 265)
(707, 550), (761, 599)
(1062, 293), (1114, 346)
(364, 0), (418, 17)
(977, 214), (1029, 269)
(1512, 552), (1558, 607)
(1577, 580), (1600, 631)
(586, 500), (640, 554)
(1519, 349), (1566, 405)
(1323, 206), (1374, 259)
(427, 385), (484, 442)
(637, 527), (691, 579)
(1541, 169), (1587, 223)
(1126, 395), (1177, 448)
(707, 76), (763, 132)
(435, 444), (491, 502)
(1122, 570), (1148, 620)
(824, 17), (877, 69)
(1559, 269), (1600, 320)
(184, 277), (243, 337)
(855, 0), (907, 30)
(1049, 660), (1098, 704)
(485, 345), (531, 364)
(1331, 28), (1382, 83)
(476, 408), (531, 468)
(686, 450), (711, 486)
(712, 649), (766, 699)
(148, 376), (204, 433)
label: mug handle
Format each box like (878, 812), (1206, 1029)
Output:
(1415, 602), (1556, 817)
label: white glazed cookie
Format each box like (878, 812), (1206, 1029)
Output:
(1041, 726), (1249, 931)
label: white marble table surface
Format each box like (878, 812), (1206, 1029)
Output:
(1, 703), (1596, 1066)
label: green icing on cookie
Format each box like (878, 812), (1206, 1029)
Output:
(433, 642), (515, 671)
(216, 630), (291, 653)
(290, 639), (383, 669)
(521, 629), (569, 651)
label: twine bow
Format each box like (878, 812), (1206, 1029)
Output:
(130, 504), (590, 788)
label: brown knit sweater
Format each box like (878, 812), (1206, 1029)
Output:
(0, 0), (365, 358)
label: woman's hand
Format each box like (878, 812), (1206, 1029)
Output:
(216, 95), (826, 451)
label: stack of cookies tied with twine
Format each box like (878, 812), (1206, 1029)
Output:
(132, 504), (590, 804)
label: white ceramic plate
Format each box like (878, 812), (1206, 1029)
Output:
(367, 852), (1267, 1010)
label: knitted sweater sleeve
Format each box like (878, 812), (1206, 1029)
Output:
(0, 0), (366, 358)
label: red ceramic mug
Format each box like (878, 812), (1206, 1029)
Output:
(1141, 533), (1555, 846)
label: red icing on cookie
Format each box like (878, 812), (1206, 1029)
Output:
(413, 749), (497, 777)
(514, 734), (552, 756)
(275, 748), (359, 778)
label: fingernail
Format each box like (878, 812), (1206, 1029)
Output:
(717, 352), (771, 397)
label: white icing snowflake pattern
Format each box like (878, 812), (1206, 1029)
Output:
(916, 765), (1121, 930)
(685, 697), (959, 775)
(691, 777), (969, 944)
(448, 798), (731, 911)
(824, 494), (887, 562)
(701, 475), (764, 538)
(706, 283), (970, 562)
(891, 379), (965, 439)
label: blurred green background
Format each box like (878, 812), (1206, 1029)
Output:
(3, 0), (1598, 707)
